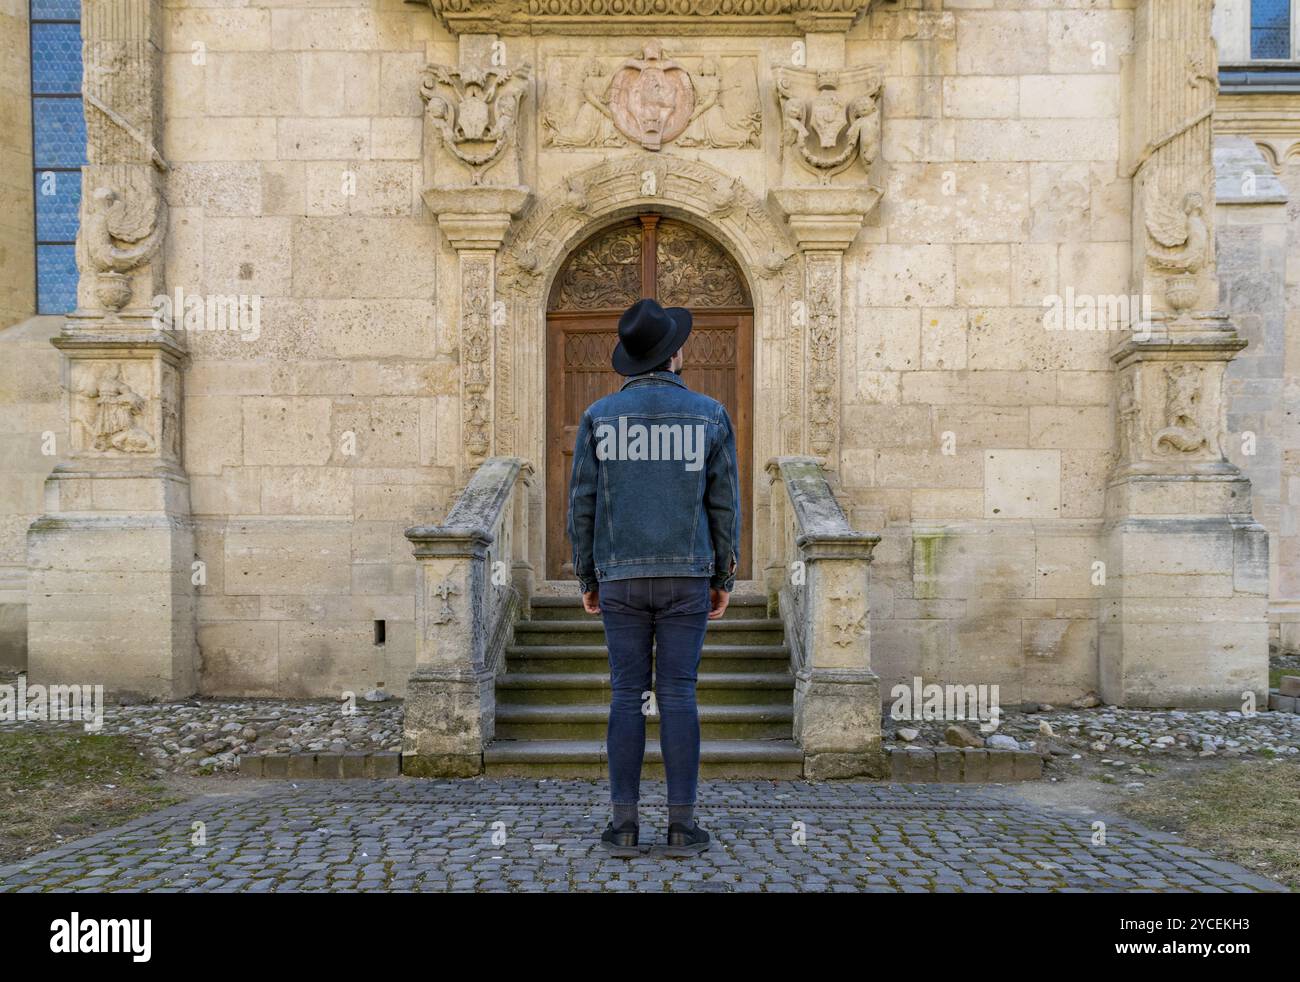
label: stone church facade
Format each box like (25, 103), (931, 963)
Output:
(0, 0), (1289, 775)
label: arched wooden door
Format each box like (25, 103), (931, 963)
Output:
(546, 215), (754, 583)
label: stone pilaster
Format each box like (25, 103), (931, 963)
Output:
(27, 0), (196, 700)
(1102, 0), (1268, 707)
(421, 33), (532, 477)
(768, 188), (880, 461)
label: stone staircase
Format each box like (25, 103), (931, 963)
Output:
(484, 593), (804, 778)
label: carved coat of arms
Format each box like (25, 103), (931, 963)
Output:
(421, 61), (532, 184)
(775, 66), (882, 182)
(607, 42), (695, 151)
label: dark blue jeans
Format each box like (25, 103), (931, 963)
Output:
(599, 576), (710, 807)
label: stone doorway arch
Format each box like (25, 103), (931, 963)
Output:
(494, 154), (803, 586)
(544, 213), (755, 582)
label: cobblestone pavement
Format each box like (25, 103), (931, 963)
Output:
(0, 779), (1286, 893)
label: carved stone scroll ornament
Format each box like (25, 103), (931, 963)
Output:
(421, 61), (532, 185)
(775, 66), (881, 183)
(83, 185), (167, 311)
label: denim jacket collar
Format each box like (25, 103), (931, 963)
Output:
(619, 370), (687, 392)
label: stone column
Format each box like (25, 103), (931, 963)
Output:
(27, 0), (197, 700)
(1101, 0), (1269, 707)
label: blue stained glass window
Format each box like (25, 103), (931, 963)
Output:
(32, 98), (85, 170)
(1252, 0), (1292, 59)
(34, 169), (81, 241)
(37, 245), (78, 315)
(30, 0), (84, 315)
(31, 23), (82, 94)
(31, 0), (79, 18)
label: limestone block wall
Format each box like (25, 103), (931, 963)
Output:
(165, 0), (452, 697)
(1282, 154), (1300, 653)
(837, 5), (1130, 704)
(0, 0), (35, 328)
(0, 316), (65, 668)
(135, 0), (1265, 704)
(1214, 136), (1290, 650)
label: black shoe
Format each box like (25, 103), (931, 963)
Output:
(665, 821), (710, 857)
(600, 820), (641, 857)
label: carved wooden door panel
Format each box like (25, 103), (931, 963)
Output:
(546, 215), (753, 583)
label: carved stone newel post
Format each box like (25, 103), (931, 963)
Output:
(1103, 0), (1268, 706)
(27, 0), (197, 699)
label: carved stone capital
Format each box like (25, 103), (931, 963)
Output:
(424, 186), (532, 250)
(768, 186), (881, 252)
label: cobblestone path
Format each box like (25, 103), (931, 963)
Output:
(0, 779), (1286, 893)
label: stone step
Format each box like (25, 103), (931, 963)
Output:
(529, 594), (770, 621)
(504, 642), (789, 673)
(494, 702), (794, 740)
(483, 738), (805, 779)
(496, 670), (795, 705)
(514, 618), (784, 646)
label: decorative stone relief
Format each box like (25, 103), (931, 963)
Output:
(73, 363), (155, 454)
(806, 255), (839, 457)
(430, 576), (459, 626)
(607, 42), (694, 150)
(462, 255), (494, 462)
(774, 65), (882, 184)
(542, 48), (761, 151)
(83, 184), (167, 311)
(421, 59), (532, 185)
(828, 588), (867, 647)
(1144, 191), (1209, 313)
(1152, 363), (1214, 457)
(677, 58), (761, 149)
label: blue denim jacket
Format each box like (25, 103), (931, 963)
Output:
(567, 370), (740, 594)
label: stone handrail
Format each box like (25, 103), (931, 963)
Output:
(402, 456), (534, 776)
(765, 455), (883, 778)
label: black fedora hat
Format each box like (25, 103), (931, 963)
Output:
(612, 298), (693, 376)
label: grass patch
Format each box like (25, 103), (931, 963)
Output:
(0, 730), (180, 866)
(1121, 761), (1300, 891)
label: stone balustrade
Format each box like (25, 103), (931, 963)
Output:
(402, 457), (534, 777)
(766, 455), (883, 778)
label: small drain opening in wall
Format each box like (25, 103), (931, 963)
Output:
(374, 620), (386, 646)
